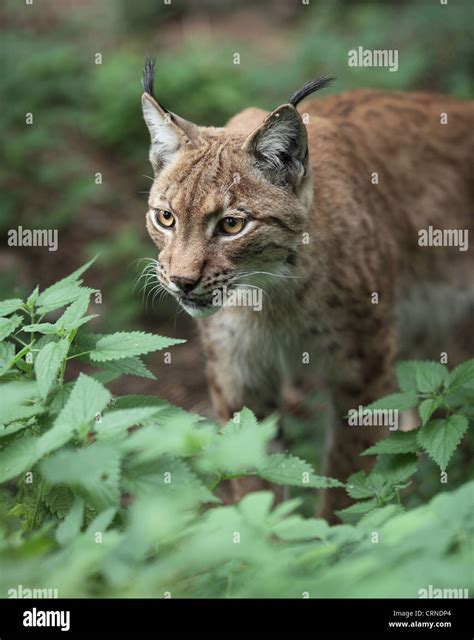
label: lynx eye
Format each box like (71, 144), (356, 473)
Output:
(152, 209), (175, 229)
(219, 216), (245, 235)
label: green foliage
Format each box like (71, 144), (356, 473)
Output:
(0, 261), (472, 597)
(1, 259), (365, 597)
(339, 359), (474, 522)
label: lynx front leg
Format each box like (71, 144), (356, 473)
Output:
(318, 322), (398, 522)
(200, 320), (283, 503)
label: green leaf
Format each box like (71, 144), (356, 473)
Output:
(34, 339), (70, 399)
(55, 497), (84, 545)
(336, 499), (378, 523)
(35, 256), (97, 310)
(43, 485), (75, 519)
(0, 341), (15, 375)
(37, 284), (92, 315)
(258, 453), (343, 488)
(419, 397), (442, 426)
(366, 391), (418, 412)
(56, 291), (92, 331)
(238, 491), (275, 526)
(112, 395), (169, 410)
(123, 456), (217, 505)
(271, 516), (329, 541)
(22, 322), (58, 334)
(0, 299), (23, 317)
(41, 443), (121, 510)
(446, 359), (474, 391)
(0, 435), (40, 482)
(85, 506), (117, 535)
(362, 429), (420, 455)
(200, 410), (275, 474)
(26, 286), (39, 307)
(357, 504), (404, 531)
(415, 361), (449, 393)
(125, 413), (212, 462)
(95, 407), (165, 441)
(396, 361), (418, 392)
(417, 415), (469, 471)
(38, 374), (111, 455)
(373, 454), (418, 485)
(0, 381), (40, 424)
(346, 471), (386, 500)
(0, 314), (22, 341)
(88, 331), (184, 361)
(94, 356), (156, 380)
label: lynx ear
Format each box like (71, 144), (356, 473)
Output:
(242, 105), (308, 186)
(142, 93), (199, 171)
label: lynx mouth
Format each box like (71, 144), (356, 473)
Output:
(178, 294), (220, 318)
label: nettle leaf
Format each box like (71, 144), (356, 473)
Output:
(37, 284), (94, 316)
(38, 373), (111, 456)
(365, 391), (418, 412)
(94, 356), (156, 380)
(22, 323), (58, 334)
(0, 299), (23, 317)
(0, 435), (40, 482)
(362, 429), (420, 456)
(415, 361), (449, 393)
(34, 339), (70, 399)
(41, 443), (121, 511)
(258, 453), (343, 488)
(396, 361), (418, 392)
(0, 381), (41, 424)
(200, 410), (275, 474)
(55, 497), (84, 545)
(373, 454), (418, 485)
(95, 407), (165, 441)
(85, 506), (117, 536)
(446, 359), (474, 392)
(237, 491), (275, 526)
(417, 415), (469, 471)
(346, 471), (385, 500)
(26, 286), (39, 307)
(0, 314), (22, 342)
(56, 291), (92, 331)
(35, 256), (96, 310)
(87, 331), (184, 362)
(419, 397), (442, 426)
(265, 497), (302, 526)
(357, 504), (404, 531)
(0, 342), (15, 375)
(0, 419), (35, 439)
(123, 456), (217, 505)
(126, 413), (212, 462)
(43, 485), (75, 519)
(336, 499), (378, 523)
(271, 516), (329, 541)
(111, 395), (169, 410)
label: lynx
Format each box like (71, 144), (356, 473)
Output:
(141, 58), (474, 520)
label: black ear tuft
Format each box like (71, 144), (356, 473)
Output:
(289, 75), (335, 107)
(142, 56), (156, 98)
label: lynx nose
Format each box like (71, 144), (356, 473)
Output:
(170, 276), (199, 294)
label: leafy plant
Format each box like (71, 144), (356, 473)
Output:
(339, 359), (474, 522)
(0, 261), (472, 597)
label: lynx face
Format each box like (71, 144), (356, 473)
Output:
(141, 62), (320, 317)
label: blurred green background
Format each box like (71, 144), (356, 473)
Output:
(0, 0), (473, 495)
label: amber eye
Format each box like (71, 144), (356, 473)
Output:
(219, 216), (245, 235)
(153, 209), (175, 229)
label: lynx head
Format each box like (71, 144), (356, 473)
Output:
(141, 57), (333, 317)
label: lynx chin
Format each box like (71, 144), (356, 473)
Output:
(140, 57), (474, 521)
